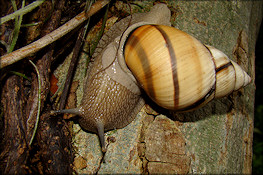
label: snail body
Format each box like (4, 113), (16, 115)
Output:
(53, 4), (251, 152)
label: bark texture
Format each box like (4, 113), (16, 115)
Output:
(53, 1), (261, 174)
(0, 0), (75, 174)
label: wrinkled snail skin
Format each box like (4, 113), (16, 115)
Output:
(53, 54), (145, 152)
(52, 4), (251, 152)
(78, 53), (145, 130)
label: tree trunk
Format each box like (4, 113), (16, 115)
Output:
(55, 1), (261, 174)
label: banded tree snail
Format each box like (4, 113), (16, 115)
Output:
(52, 4), (251, 152)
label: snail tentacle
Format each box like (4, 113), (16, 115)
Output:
(97, 121), (106, 153)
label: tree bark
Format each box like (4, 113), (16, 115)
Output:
(0, 75), (28, 174)
(0, 0), (74, 173)
(54, 1), (261, 174)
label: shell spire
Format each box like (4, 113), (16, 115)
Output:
(231, 61), (251, 90)
(206, 45), (251, 98)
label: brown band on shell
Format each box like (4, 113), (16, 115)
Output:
(204, 45), (238, 97)
(124, 26), (156, 100)
(174, 44), (218, 111)
(153, 25), (179, 108)
(215, 62), (233, 73)
(177, 83), (216, 112)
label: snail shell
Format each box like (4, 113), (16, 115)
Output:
(119, 24), (251, 111)
(52, 4), (251, 152)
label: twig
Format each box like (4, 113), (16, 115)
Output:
(0, 0), (110, 69)
(28, 60), (41, 146)
(0, 0), (45, 25)
(59, 25), (87, 110)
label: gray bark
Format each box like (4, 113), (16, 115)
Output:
(55, 1), (262, 174)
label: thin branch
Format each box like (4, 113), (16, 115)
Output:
(0, 0), (110, 69)
(58, 22), (89, 110)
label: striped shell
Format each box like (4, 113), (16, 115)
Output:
(123, 25), (251, 111)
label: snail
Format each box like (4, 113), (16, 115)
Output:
(52, 4), (251, 152)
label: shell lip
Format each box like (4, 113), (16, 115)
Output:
(116, 22), (155, 84)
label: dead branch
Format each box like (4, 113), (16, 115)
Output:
(0, 0), (110, 69)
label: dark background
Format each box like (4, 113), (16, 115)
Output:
(253, 20), (263, 174)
